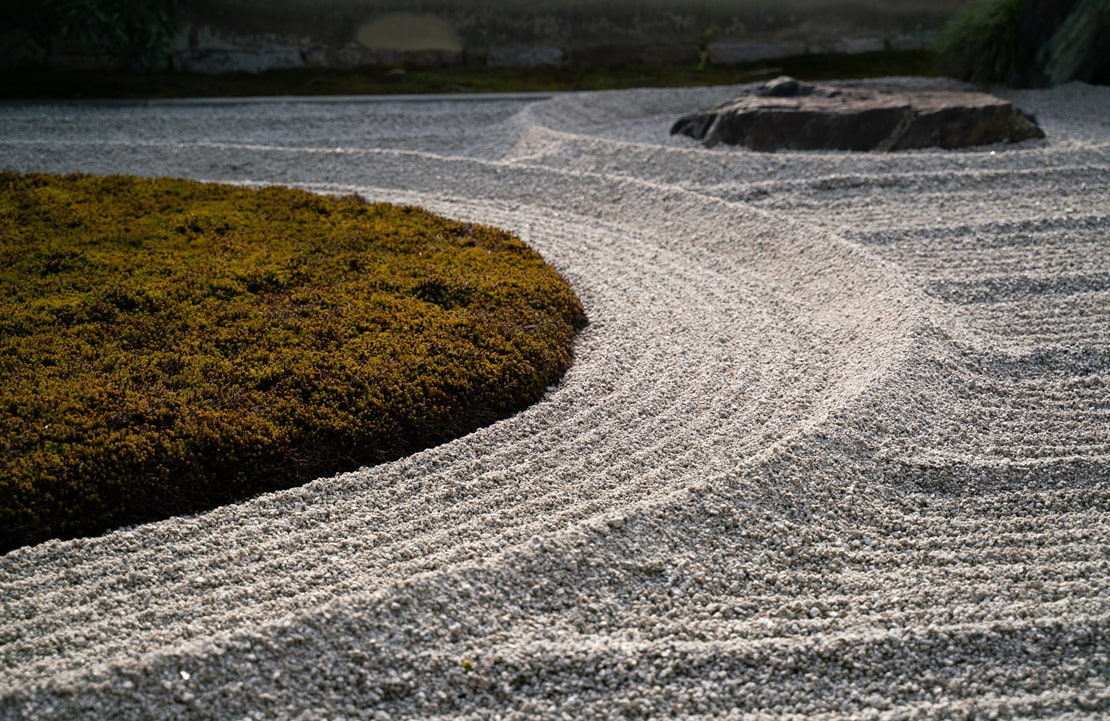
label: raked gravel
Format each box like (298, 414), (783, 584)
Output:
(1, 78), (1108, 720)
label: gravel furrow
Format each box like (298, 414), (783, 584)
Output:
(1, 79), (1108, 719)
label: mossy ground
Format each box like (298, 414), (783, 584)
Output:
(0, 49), (938, 99)
(0, 172), (586, 553)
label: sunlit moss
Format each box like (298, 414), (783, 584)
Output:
(0, 172), (587, 552)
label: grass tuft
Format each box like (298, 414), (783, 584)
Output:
(934, 0), (1025, 86)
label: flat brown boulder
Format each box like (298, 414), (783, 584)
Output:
(671, 77), (1046, 152)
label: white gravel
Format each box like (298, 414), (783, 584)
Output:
(1, 79), (1108, 720)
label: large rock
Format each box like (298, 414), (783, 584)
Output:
(670, 77), (1045, 152)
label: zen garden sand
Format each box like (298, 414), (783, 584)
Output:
(1, 78), (1108, 719)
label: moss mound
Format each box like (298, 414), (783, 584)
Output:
(0, 172), (586, 553)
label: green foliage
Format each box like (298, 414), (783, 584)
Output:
(0, 0), (184, 71)
(0, 172), (587, 553)
(935, 0), (1026, 85)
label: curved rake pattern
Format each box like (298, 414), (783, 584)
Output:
(1, 82), (1108, 719)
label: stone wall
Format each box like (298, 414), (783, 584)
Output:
(165, 1), (962, 73)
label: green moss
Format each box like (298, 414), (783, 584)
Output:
(0, 50), (938, 100)
(0, 172), (587, 553)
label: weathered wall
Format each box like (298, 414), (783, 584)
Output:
(170, 0), (974, 72)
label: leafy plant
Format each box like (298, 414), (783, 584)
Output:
(935, 0), (1026, 85)
(0, 0), (184, 71)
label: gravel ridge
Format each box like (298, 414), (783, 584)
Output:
(1, 79), (1108, 720)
